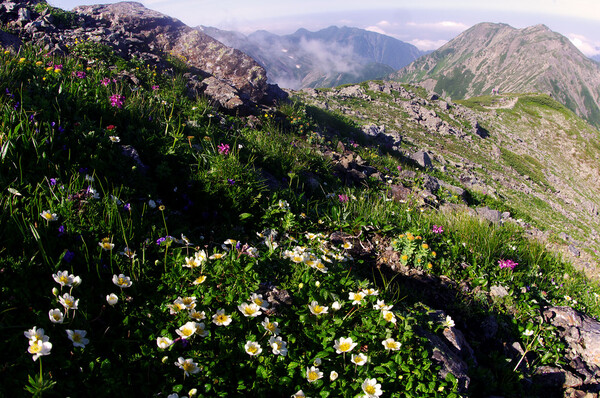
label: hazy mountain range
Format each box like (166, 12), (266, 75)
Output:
(200, 25), (426, 89)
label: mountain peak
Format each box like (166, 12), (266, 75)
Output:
(394, 23), (600, 126)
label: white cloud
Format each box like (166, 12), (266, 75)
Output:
(567, 33), (600, 56)
(365, 26), (387, 35)
(406, 21), (469, 31)
(409, 39), (448, 51)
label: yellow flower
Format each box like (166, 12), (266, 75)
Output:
(193, 275), (207, 285)
(422, 243), (429, 249)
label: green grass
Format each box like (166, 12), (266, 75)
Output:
(1, 44), (600, 398)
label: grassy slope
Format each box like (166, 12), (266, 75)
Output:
(1, 44), (599, 398)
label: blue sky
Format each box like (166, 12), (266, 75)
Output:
(48, 0), (600, 55)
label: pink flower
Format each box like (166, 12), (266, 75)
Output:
(217, 143), (230, 155)
(498, 259), (518, 270)
(432, 225), (444, 234)
(110, 94), (125, 109)
(338, 194), (349, 203)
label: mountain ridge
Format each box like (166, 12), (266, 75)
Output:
(391, 22), (600, 127)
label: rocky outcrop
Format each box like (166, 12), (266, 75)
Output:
(0, 0), (272, 110)
(541, 306), (600, 392)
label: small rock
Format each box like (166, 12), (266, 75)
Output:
(411, 150), (433, 169)
(490, 284), (510, 298)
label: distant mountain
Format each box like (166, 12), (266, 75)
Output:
(200, 25), (424, 89)
(592, 54), (600, 63)
(392, 23), (600, 127)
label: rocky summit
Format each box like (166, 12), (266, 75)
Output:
(392, 22), (600, 127)
(0, 0), (276, 110)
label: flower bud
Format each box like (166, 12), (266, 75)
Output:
(52, 287), (59, 296)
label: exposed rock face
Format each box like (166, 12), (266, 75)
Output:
(0, 0), (272, 110)
(541, 306), (600, 391)
(73, 2), (268, 107)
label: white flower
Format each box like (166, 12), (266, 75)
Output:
(291, 391), (306, 397)
(238, 302), (262, 317)
(148, 199), (156, 208)
(189, 309), (206, 321)
(109, 136), (120, 143)
(308, 300), (329, 315)
(112, 273), (132, 288)
(362, 378), (383, 398)
(193, 275), (207, 285)
(306, 366), (323, 383)
(28, 340), (52, 361)
(363, 288), (378, 296)
(373, 299), (392, 311)
(52, 270), (74, 287)
(212, 309), (232, 326)
(157, 336), (173, 349)
(195, 322), (209, 337)
(176, 321), (198, 339)
(24, 327), (49, 345)
(331, 301), (342, 311)
(120, 247), (136, 259)
(351, 353), (368, 366)
(72, 275), (82, 286)
(250, 293), (269, 309)
(262, 317), (280, 335)
(442, 315), (455, 328)
(244, 341), (262, 356)
(382, 310), (397, 324)
(330, 370), (338, 381)
(48, 309), (64, 324)
(106, 293), (118, 306)
(333, 336), (357, 354)
(269, 336), (288, 356)
(99, 237), (114, 251)
(382, 338), (401, 351)
(349, 291), (365, 305)
(66, 329), (89, 348)
(59, 293), (79, 310)
(40, 210), (58, 222)
(175, 357), (200, 376)
(523, 329), (535, 337)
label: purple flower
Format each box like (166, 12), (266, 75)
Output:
(151, 85), (159, 91)
(124, 203), (131, 211)
(498, 259), (518, 270)
(49, 178), (57, 186)
(217, 143), (230, 155)
(338, 194), (349, 203)
(101, 78), (111, 86)
(109, 94), (125, 109)
(227, 178), (235, 185)
(63, 250), (75, 263)
(58, 225), (66, 236)
(72, 71), (86, 79)
(432, 225), (444, 234)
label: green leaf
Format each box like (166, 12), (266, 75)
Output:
(239, 212), (252, 220)
(256, 365), (268, 379)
